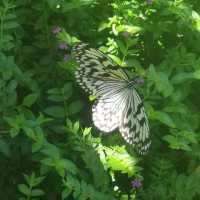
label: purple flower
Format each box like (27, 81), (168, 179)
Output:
(52, 26), (61, 34)
(121, 31), (129, 38)
(64, 54), (70, 61)
(131, 179), (142, 189)
(146, 0), (153, 5)
(134, 77), (144, 85)
(58, 43), (68, 50)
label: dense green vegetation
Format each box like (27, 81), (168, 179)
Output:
(0, 0), (200, 199)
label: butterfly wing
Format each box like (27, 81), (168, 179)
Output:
(73, 42), (150, 154)
(119, 88), (151, 154)
(73, 42), (129, 96)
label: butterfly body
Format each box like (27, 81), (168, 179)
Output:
(73, 42), (151, 154)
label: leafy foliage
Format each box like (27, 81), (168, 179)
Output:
(0, 0), (199, 199)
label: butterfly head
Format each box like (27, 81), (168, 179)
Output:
(128, 76), (144, 88)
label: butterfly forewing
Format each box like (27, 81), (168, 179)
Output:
(73, 43), (115, 95)
(73, 42), (150, 154)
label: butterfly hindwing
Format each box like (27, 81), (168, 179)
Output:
(92, 97), (122, 133)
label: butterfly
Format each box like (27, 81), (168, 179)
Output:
(72, 42), (150, 154)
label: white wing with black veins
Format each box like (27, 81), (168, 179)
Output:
(73, 42), (151, 155)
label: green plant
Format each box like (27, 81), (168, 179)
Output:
(0, 0), (199, 199)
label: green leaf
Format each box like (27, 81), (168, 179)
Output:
(62, 82), (73, 100)
(124, 25), (142, 34)
(10, 128), (19, 138)
(103, 146), (138, 177)
(31, 189), (45, 197)
(22, 93), (38, 107)
(41, 158), (53, 166)
(47, 94), (65, 102)
(44, 106), (66, 118)
(0, 139), (11, 157)
(61, 159), (78, 175)
(18, 184), (31, 196)
(171, 72), (195, 84)
(148, 64), (157, 80)
(31, 128), (44, 152)
(180, 143), (192, 151)
(47, 88), (61, 94)
(42, 143), (60, 158)
(23, 127), (36, 140)
(7, 79), (17, 92)
(68, 100), (84, 115)
(163, 135), (177, 144)
(73, 121), (80, 133)
(108, 54), (122, 65)
(148, 65), (173, 97)
(157, 72), (173, 97)
(4, 21), (19, 29)
(83, 127), (92, 136)
(32, 176), (45, 187)
(193, 69), (200, 79)
(116, 40), (127, 56)
(153, 111), (175, 128)
(32, 141), (43, 153)
(163, 135), (180, 149)
(62, 187), (72, 199)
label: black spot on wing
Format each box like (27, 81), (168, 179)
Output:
(134, 102), (143, 117)
(139, 117), (145, 126)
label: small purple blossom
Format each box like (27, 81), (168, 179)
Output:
(52, 26), (61, 34)
(58, 43), (68, 50)
(64, 54), (70, 61)
(131, 179), (142, 189)
(134, 77), (144, 85)
(121, 31), (129, 38)
(146, 0), (153, 5)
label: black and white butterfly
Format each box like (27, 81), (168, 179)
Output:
(73, 42), (150, 154)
